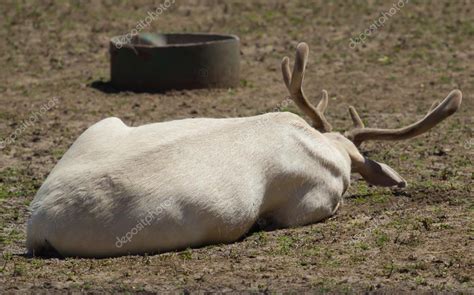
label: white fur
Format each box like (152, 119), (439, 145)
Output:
(27, 112), (355, 257)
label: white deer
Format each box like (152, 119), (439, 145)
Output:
(27, 43), (462, 258)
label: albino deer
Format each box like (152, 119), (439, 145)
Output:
(27, 42), (462, 258)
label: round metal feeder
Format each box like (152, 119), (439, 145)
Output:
(109, 33), (240, 92)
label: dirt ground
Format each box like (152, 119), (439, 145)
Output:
(0, 0), (473, 293)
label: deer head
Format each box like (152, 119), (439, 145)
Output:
(282, 42), (463, 188)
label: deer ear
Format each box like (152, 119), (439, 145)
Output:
(354, 157), (407, 188)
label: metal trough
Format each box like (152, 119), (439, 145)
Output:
(109, 33), (240, 92)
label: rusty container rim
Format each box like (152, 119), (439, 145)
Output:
(110, 32), (240, 49)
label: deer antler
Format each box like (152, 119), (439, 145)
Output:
(344, 90), (463, 146)
(281, 43), (332, 132)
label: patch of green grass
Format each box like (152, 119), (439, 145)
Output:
(2, 252), (13, 261)
(383, 261), (397, 276)
(387, 217), (411, 230)
(372, 193), (390, 204)
(0, 111), (10, 120)
(388, 74), (397, 81)
(397, 261), (428, 274)
(302, 245), (322, 258)
(431, 205), (445, 215)
(461, 21), (474, 36)
(352, 183), (371, 203)
(439, 75), (452, 84)
(349, 253), (367, 264)
(277, 235), (296, 255)
(0, 252), (13, 273)
(279, 107), (294, 113)
(374, 230), (390, 247)
(289, 15), (304, 26)
(1, 229), (22, 246)
(399, 154), (409, 161)
(0, 184), (9, 199)
(263, 10), (277, 22)
(178, 248), (193, 260)
(354, 242), (370, 251)
(12, 261), (27, 277)
(30, 258), (45, 269)
(414, 275), (427, 286)
(377, 56), (392, 65)
(52, 148), (66, 160)
(82, 282), (93, 290)
(240, 79), (254, 88)
(468, 203), (474, 212)
(416, 180), (462, 191)
(253, 231), (268, 246)
(0, 168), (41, 200)
(227, 88), (236, 96)
(447, 61), (464, 72)
(416, 216), (434, 231)
(434, 223), (454, 230)
(352, 184), (391, 204)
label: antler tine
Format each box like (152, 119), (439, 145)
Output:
(345, 90), (463, 146)
(317, 90), (329, 112)
(281, 57), (291, 89)
(281, 42), (332, 132)
(348, 106), (365, 128)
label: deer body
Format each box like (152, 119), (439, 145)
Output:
(26, 42), (462, 257)
(27, 112), (350, 257)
